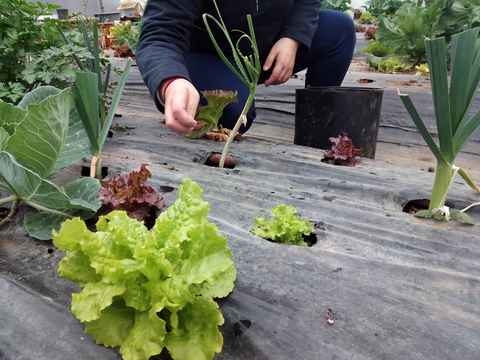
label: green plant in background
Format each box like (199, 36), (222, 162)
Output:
(0, 87), (100, 239)
(362, 39), (396, 56)
(359, 11), (377, 24)
(376, 0), (480, 65)
(58, 20), (133, 178)
(0, 0), (63, 103)
(203, 0), (261, 168)
(53, 179), (236, 360)
(415, 63), (430, 75)
(362, 39), (396, 68)
(365, 0), (408, 15)
(376, 3), (431, 64)
(399, 28), (480, 223)
(321, 0), (353, 12)
(108, 20), (142, 55)
(378, 57), (414, 72)
(252, 205), (314, 247)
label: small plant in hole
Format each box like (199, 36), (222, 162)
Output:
(322, 133), (363, 166)
(98, 164), (163, 225)
(203, 0), (261, 168)
(252, 205), (315, 247)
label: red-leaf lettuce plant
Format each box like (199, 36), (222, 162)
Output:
(53, 178), (236, 360)
(323, 132), (364, 166)
(98, 164), (162, 223)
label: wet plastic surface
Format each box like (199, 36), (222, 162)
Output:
(1, 44), (480, 359)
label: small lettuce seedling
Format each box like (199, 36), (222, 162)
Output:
(188, 90), (238, 139)
(323, 133), (363, 166)
(252, 204), (314, 247)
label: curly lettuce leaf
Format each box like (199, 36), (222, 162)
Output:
(98, 165), (160, 222)
(252, 204), (314, 247)
(188, 90), (238, 138)
(53, 178), (236, 360)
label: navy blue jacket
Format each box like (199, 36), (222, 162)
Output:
(136, 0), (322, 111)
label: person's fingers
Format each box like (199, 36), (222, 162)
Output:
(164, 80), (199, 134)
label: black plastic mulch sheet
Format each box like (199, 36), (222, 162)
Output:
(1, 64), (480, 360)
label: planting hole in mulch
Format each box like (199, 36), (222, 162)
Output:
(357, 78), (375, 83)
(205, 152), (236, 169)
(402, 199), (430, 214)
(81, 165), (109, 179)
(303, 232), (318, 247)
(402, 199), (457, 215)
(0, 207), (10, 221)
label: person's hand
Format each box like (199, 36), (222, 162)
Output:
(160, 78), (199, 134)
(263, 37), (300, 87)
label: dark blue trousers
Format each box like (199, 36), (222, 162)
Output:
(186, 9), (356, 133)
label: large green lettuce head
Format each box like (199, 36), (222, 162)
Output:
(53, 178), (236, 360)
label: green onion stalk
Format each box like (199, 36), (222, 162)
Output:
(58, 20), (132, 178)
(399, 28), (480, 223)
(203, 0), (261, 168)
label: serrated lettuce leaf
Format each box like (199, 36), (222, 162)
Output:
(252, 204), (314, 247)
(53, 178), (236, 360)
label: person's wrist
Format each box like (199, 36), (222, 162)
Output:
(161, 77), (183, 102)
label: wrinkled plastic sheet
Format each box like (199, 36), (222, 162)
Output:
(1, 62), (480, 360)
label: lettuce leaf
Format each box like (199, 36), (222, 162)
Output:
(252, 204), (314, 247)
(53, 178), (236, 360)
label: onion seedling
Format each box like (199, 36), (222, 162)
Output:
(399, 28), (480, 223)
(202, 0), (261, 168)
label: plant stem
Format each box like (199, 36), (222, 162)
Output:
(428, 161), (458, 211)
(0, 194), (17, 205)
(90, 156), (102, 178)
(219, 88), (255, 168)
(0, 199), (20, 228)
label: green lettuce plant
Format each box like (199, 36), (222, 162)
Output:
(53, 178), (236, 360)
(399, 28), (480, 223)
(0, 87), (101, 239)
(252, 205), (314, 247)
(203, 0), (261, 168)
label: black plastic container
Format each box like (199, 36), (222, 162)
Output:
(295, 86), (384, 159)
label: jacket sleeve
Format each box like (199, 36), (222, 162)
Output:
(136, 0), (204, 112)
(279, 0), (322, 50)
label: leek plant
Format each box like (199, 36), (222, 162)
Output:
(399, 28), (480, 223)
(203, 0), (261, 168)
(58, 21), (132, 178)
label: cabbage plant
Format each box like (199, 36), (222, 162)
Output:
(399, 28), (480, 223)
(0, 87), (101, 239)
